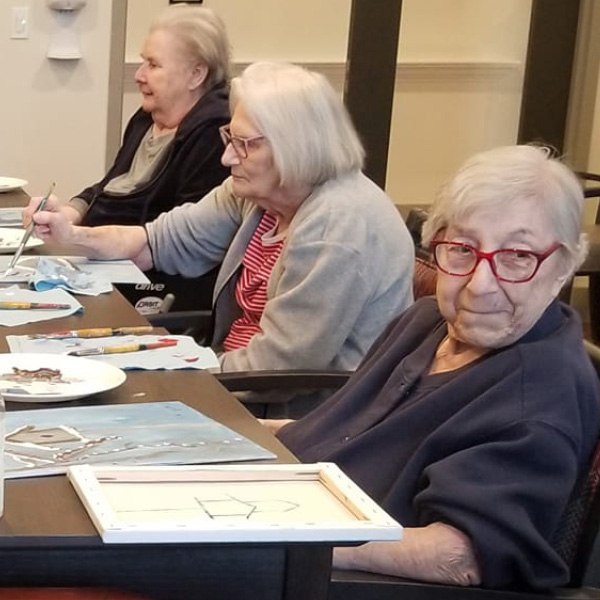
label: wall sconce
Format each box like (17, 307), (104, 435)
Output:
(47, 0), (87, 60)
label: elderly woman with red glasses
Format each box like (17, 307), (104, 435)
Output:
(271, 145), (600, 589)
(27, 62), (414, 388)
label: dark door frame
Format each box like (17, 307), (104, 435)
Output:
(344, 0), (403, 189)
(517, 0), (581, 153)
(344, 0), (582, 187)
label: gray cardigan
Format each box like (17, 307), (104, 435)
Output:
(146, 172), (415, 372)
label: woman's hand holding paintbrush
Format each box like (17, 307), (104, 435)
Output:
(23, 189), (82, 229)
(21, 192), (136, 262)
(22, 190), (77, 247)
(1, 183), (56, 278)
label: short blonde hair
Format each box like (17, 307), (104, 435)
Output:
(150, 4), (231, 90)
(231, 62), (364, 187)
(422, 145), (588, 277)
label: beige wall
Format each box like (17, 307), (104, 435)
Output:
(125, 0), (531, 205)
(388, 0), (532, 205)
(1, 0), (533, 205)
(123, 0), (350, 126)
(126, 0), (351, 63)
(397, 0), (531, 61)
(0, 0), (124, 200)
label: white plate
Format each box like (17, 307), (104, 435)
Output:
(0, 177), (28, 193)
(0, 353), (127, 403)
(0, 227), (44, 254)
(0, 208), (24, 227)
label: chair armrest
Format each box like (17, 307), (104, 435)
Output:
(329, 569), (600, 600)
(214, 370), (352, 394)
(575, 172), (600, 198)
(577, 172), (600, 183)
(147, 310), (213, 341)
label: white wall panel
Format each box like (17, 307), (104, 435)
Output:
(0, 0), (119, 200)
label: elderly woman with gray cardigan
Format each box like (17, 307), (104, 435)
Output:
(28, 62), (415, 374)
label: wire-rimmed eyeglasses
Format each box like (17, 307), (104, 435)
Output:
(430, 240), (562, 283)
(219, 124), (265, 159)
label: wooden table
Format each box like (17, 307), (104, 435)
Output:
(0, 287), (331, 599)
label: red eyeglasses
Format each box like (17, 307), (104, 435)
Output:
(430, 241), (562, 283)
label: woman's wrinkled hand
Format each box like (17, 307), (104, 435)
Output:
(23, 195), (82, 230)
(22, 194), (62, 229)
(333, 522), (482, 587)
(29, 204), (76, 246)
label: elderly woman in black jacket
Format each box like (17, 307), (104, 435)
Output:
(65, 4), (230, 226)
(25, 4), (231, 312)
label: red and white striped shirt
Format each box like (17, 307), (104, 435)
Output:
(223, 212), (285, 351)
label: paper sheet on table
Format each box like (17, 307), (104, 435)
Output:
(81, 258), (151, 285)
(6, 333), (220, 370)
(0, 256), (150, 285)
(0, 286), (82, 327)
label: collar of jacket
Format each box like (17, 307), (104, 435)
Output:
(130, 81), (230, 148)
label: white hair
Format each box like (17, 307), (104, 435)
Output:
(230, 62), (364, 187)
(150, 4), (231, 90)
(421, 145), (588, 277)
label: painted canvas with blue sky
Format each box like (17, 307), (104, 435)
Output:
(5, 401), (275, 478)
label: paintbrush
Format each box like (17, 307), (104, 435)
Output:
(0, 302), (71, 310)
(5, 182), (55, 275)
(68, 339), (178, 356)
(30, 326), (154, 340)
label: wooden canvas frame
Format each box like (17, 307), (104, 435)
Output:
(68, 463), (402, 544)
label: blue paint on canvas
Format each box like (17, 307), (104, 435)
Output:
(4, 401), (275, 478)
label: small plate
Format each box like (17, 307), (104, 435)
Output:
(0, 208), (24, 227)
(0, 353), (127, 403)
(0, 227), (44, 254)
(0, 177), (28, 193)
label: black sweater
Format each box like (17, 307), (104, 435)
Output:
(77, 83), (230, 227)
(279, 298), (600, 589)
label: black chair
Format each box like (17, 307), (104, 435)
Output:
(213, 369), (352, 418)
(215, 370), (353, 394)
(119, 266), (219, 318)
(148, 307), (213, 343)
(403, 207), (429, 256)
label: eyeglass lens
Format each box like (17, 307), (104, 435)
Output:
(219, 126), (253, 159)
(435, 244), (538, 281)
